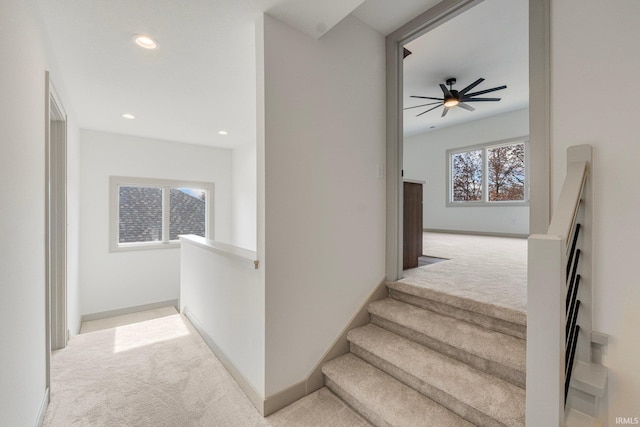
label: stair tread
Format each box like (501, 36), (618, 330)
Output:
(571, 360), (608, 397)
(566, 408), (602, 427)
(387, 280), (526, 326)
(323, 354), (475, 427)
(369, 298), (525, 373)
(348, 324), (525, 426)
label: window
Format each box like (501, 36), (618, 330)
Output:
(110, 177), (213, 251)
(447, 138), (528, 206)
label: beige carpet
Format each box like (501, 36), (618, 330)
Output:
(44, 308), (370, 427)
(401, 232), (527, 315)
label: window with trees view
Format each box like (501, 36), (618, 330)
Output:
(448, 139), (527, 205)
(110, 177), (213, 251)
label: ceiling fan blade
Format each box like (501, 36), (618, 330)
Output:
(416, 104), (443, 117)
(458, 78), (484, 96)
(439, 84), (452, 98)
(462, 97), (502, 102)
(457, 102), (475, 111)
(464, 85), (507, 98)
(441, 107), (450, 117)
(404, 101), (442, 110)
(410, 95), (444, 101)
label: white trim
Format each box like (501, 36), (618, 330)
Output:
(81, 299), (179, 323)
(528, 0), (551, 233)
(44, 71), (51, 391)
(446, 136), (529, 206)
(35, 387), (49, 427)
(182, 308), (266, 415)
(385, 0), (484, 281)
(109, 176), (214, 252)
(45, 71), (69, 402)
(424, 228), (529, 239)
(386, 0), (550, 278)
(179, 235), (259, 269)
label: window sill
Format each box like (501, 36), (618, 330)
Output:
(109, 241), (182, 252)
(446, 201), (530, 208)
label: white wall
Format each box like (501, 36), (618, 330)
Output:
(79, 130), (232, 316)
(403, 108), (530, 236)
(231, 142), (257, 251)
(259, 14), (386, 396)
(0, 0), (80, 423)
(180, 239), (264, 397)
(551, 0), (640, 419)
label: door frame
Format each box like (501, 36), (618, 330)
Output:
(45, 71), (68, 390)
(385, 0), (551, 280)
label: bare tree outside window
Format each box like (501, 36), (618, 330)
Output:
(488, 143), (525, 201)
(452, 150), (483, 201)
(448, 140), (527, 205)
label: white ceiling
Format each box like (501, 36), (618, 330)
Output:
(36, 0), (526, 149)
(37, 0), (262, 149)
(403, 0), (529, 136)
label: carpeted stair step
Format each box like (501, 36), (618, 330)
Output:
(386, 281), (526, 339)
(348, 324), (525, 427)
(322, 353), (474, 427)
(369, 298), (526, 387)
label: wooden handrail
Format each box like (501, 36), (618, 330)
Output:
(547, 160), (588, 246)
(526, 144), (593, 426)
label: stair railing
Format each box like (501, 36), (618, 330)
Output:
(526, 145), (592, 426)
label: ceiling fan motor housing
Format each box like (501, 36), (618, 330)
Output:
(445, 78), (459, 105)
(407, 77), (506, 117)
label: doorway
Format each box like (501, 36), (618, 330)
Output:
(45, 71), (68, 391)
(386, 0), (550, 281)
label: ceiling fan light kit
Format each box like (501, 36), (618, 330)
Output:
(406, 77), (506, 118)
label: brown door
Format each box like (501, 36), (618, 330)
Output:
(403, 182), (423, 269)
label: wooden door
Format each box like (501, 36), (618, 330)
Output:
(403, 182), (423, 269)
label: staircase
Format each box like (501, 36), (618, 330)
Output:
(528, 145), (607, 426)
(322, 281), (527, 426)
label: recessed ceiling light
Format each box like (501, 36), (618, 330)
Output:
(134, 35), (158, 50)
(218, 130), (228, 135)
(122, 114), (135, 119)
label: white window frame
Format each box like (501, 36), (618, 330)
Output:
(446, 136), (530, 207)
(110, 176), (214, 252)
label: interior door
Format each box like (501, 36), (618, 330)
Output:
(403, 181), (423, 269)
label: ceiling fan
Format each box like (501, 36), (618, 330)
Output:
(406, 77), (506, 118)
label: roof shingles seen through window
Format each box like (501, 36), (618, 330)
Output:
(118, 186), (205, 243)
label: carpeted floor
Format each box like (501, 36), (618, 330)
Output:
(44, 308), (370, 427)
(44, 232), (526, 426)
(401, 232), (527, 316)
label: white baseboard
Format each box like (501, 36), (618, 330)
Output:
(35, 387), (49, 427)
(81, 299), (179, 323)
(424, 228), (529, 239)
(182, 308), (266, 415)
(263, 280), (388, 416)
(183, 281), (387, 417)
